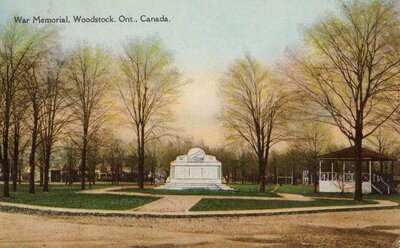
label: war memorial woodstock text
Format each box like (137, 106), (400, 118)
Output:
(13, 14), (171, 24)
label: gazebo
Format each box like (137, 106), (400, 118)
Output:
(318, 147), (396, 194)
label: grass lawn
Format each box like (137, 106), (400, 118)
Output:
(116, 185), (279, 197)
(275, 184), (315, 195)
(275, 184), (400, 203)
(0, 184), (160, 210)
(190, 198), (377, 211)
(230, 184), (276, 193)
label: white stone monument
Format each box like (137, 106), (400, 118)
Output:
(157, 147), (234, 191)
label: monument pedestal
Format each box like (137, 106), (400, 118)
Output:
(157, 148), (234, 191)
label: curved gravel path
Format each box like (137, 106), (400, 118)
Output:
(81, 186), (315, 213)
(73, 186), (398, 216)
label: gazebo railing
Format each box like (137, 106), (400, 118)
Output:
(371, 174), (390, 194)
(320, 172), (371, 182)
(362, 173), (370, 182)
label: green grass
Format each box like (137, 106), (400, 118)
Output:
(190, 198), (377, 211)
(275, 184), (400, 203)
(0, 184), (160, 210)
(275, 184), (315, 195)
(363, 194), (400, 203)
(116, 185), (279, 198)
(229, 184), (276, 193)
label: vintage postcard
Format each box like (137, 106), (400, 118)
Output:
(0, 0), (399, 247)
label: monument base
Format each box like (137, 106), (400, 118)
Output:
(156, 181), (234, 191)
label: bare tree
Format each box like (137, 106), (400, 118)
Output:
(9, 93), (29, 191)
(269, 150), (279, 185)
(62, 142), (78, 185)
(211, 147), (237, 184)
(145, 143), (158, 185)
(118, 37), (180, 189)
(86, 134), (102, 188)
(102, 133), (124, 185)
(39, 54), (69, 192)
(286, 0), (400, 200)
(238, 149), (258, 184)
(219, 54), (289, 192)
(23, 33), (59, 194)
(24, 62), (49, 194)
(157, 136), (194, 180)
(0, 22), (55, 196)
(66, 44), (111, 190)
(367, 126), (396, 155)
(291, 122), (333, 192)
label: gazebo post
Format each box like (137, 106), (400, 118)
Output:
(319, 160), (322, 181)
(368, 160), (372, 182)
(343, 161), (345, 175)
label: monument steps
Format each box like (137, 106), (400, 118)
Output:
(158, 183), (234, 191)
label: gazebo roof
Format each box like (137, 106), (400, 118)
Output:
(319, 146), (396, 161)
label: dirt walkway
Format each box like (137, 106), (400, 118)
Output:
(133, 195), (202, 213)
(0, 209), (399, 247)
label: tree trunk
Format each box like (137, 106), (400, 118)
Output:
(137, 125), (145, 189)
(81, 140), (87, 190)
(81, 125), (88, 190)
(18, 150), (23, 185)
(92, 168), (96, 185)
(258, 157), (266, 192)
(39, 164), (43, 186)
(29, 116), (39, 194)
(2, 96), (11, 197)
(2, 156), (10, 197)
(12, 137), (19, 192)
(313, 167), (319, 193)
(116, 165), (120, 185)
(69, 163), (74, 185)
(291, 163), (296, 185)
(18, 166), (22, 185)
(273, 165), (278, 185)
(354, 123), (363, 201)
(43, 144), (51, 192)
(138, 147), (145, 189)
(313, 180), (318, 193)
(232, 168), (237, 183)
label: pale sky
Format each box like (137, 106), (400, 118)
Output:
(0, 0), (340, 146)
